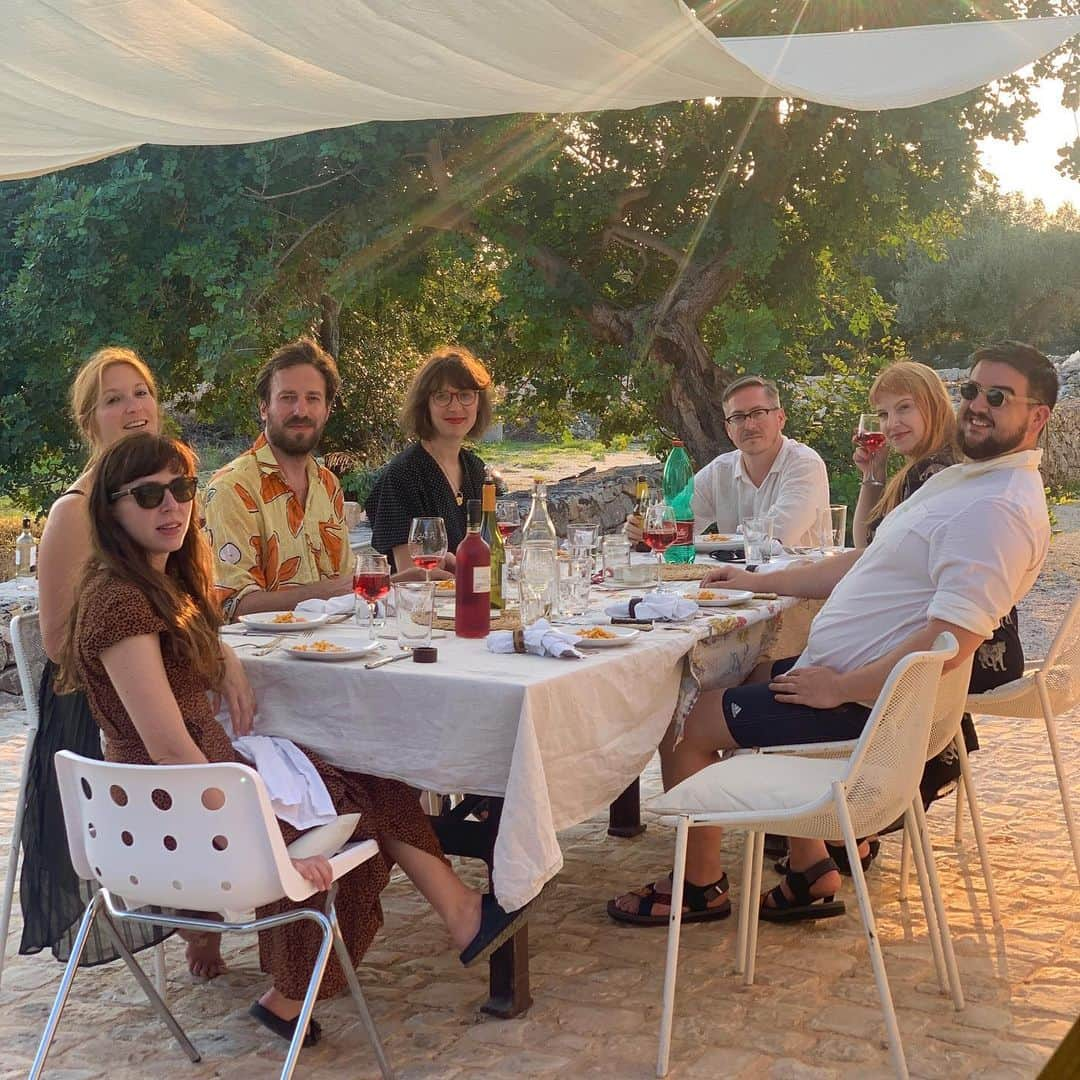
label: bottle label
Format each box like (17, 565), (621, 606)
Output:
(674, 520), (693, 546)
(472, 565), (491, 594)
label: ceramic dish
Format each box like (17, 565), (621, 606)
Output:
(694, 535), (744, 553)
(681, 588), (755, 608)
(574, 626), (640, 648)
(284, 637), (382, 661)
(238, 611), (330, 632)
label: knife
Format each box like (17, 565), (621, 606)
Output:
(364, 650), (413, 670)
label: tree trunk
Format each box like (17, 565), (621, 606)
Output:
(317, 293), (342, 359)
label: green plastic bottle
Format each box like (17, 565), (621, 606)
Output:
(662, 440), (695, 564)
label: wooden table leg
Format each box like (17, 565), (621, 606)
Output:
(481, 925), (532, 1018)
(608, 777), (646, 837)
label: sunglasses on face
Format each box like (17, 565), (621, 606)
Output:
(430, 389), (477, 407)
(109, 476), (198, 509)
(958, 381), (1042, 409)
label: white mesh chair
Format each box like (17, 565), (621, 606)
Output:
(651, 634), (960, 1080)
(965, 593), (1080, 888)
(30, 751), (393, 1080)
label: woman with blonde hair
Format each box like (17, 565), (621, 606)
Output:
(366, 346), (495, 574)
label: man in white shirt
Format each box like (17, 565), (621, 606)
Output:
(628, 375), (830, 548)
(609, 341), (1056, 926)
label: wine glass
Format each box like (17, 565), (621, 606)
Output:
(495, 500), (521, 542)
(642, 503), (677, 592)
(519, 541), (556, 625)
(353, 553), (391, 641)
(408, 516), (448, 581)
(856, 414), (886, 487)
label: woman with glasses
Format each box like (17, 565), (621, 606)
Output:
(366, 346), (495, 573)
(56, 433), (528, 1047)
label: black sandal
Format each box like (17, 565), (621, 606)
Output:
(774, 838), (880, 877)
(459, 893), (532, 967)
(607, 873), (731, 927)
(249, 1002), (322, 1047)
(759, 858), (846, 923)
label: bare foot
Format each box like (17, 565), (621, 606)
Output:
(182, 931), (226, 979)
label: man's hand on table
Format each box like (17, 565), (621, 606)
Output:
(701, 564), (758, 592)
(769, 664), (847, 710)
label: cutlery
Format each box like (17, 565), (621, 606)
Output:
(365, 649), (413, 670)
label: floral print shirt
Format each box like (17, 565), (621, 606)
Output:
(203, 434), (348, 620)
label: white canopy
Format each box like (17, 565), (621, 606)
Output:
(4, 2), (1079, 180)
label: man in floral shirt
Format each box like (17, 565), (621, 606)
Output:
(204, 337), (354, 620)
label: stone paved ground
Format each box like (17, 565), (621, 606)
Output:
(1, 523), (1078, 1079)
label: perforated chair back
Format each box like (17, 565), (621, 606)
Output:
(925, 653), (975, 760)
(11, 612), (46, 734)
(54, 752), (315, 913)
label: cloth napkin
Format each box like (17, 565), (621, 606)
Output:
(232, 735), (339, 830)
(604, 593), (698, 621)
(295, 594), (369, 618)
(487, 618), (585, 660)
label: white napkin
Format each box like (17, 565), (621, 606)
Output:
(232, 735), (338, 830)
(487, 618), (585, 659)
(604, 592), (698, 621)
(295, 595), (357, 618)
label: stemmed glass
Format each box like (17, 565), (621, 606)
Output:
(353, 553), (391, 641)
(495, 500), (521, 541)
(408, 516), (448, 581)
(856, 414), (886, 487)
(519, 541), (556, 625)
(642, 503), (677, 593)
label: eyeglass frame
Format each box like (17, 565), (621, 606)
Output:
(958, 380), (1044, 409)
(430, 388), (478, 407)
(723, 406), (781, 428)
(109, 476), (199, 509)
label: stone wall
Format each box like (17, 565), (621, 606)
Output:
(1043, 399), (1080, 492)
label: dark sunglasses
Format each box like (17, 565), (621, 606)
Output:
(109, 476), (198, 509)
(958, 381), (1042, 409)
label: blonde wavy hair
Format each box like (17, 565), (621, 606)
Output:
(70, 346), (159, 454)
(869, 361), (958, 522)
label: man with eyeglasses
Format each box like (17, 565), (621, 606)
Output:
(629, 375), (829, 548)
(610, 341), (1057, 926)
(203, 337), (356, 620)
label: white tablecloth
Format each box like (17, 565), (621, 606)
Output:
(237, 592), (812, 910)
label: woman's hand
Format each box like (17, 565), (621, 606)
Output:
(291, 854), (334, 892)
(702, 564), (757, 591)
(218, 643), (257, 736)
(769, 665), (847, 710)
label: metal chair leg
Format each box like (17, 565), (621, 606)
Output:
(280, 911), (335, 1080)
(29, 892), (104, 1079)
(898, 828), (912, 902)
(657, 815), (690, 1078)
(734, 829), (755, 975)
(953, 776), (965, 845)
(1036, 680), (1080, 888)
(835, 783), (909, 1080)
(744, 831), (765, 988)
(903, 805), (948, 999)
(954, 736), (1000, 923)
(0, 725), (36, 987)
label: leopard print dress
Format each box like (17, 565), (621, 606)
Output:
(74, 572), (445, 1000)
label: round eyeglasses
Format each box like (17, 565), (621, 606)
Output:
(430, 388), (478, 407)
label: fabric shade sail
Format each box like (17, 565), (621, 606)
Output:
(3, 2), (1079, 180)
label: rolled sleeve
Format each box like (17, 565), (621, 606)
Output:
(203, 474), (263, 621)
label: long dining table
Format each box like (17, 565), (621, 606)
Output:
(232, 567), (820, 1017)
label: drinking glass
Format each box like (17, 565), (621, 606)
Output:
(558, 554), (592, 617)
(353, 552), (391, 641)
(642, 502), (677, 592)
(568, 522), (599, 553)
(408, 517), (448, 581)
(600, 533), (631, 580)
(394, 581), (436, 649)
(826, 504), (848, 554)
(741, 516), (768, 566)
(856, 414), (886, 486)
(519, 541), (557, 625)
(495, 500), (522, 542)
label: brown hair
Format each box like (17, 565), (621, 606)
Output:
(721, 374), (781, 410)
(255, 337), (341, 407)
(399, 346), (494, 441)
(70, 347), (159, 454)
(57, 434), (224, 694)
(868, 361), (958, 522)
(970, 340), (1058, 409)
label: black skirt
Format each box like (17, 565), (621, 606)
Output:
(18, 660), (172, 965)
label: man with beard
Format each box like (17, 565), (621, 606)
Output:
(204, 337), (355, 619)
(609, 341), (1057, 926)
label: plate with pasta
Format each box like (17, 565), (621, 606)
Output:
(285, 637), (382, 661)
(574, 625), (640, 648)
(681, 588), (754, 608)
(238, 611), (330, 632)
(693, 533), (742, 553)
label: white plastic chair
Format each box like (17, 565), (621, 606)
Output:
(965, 593), (1080, 888)
(651, 634), (961, 1080)
(30, 751), (393, 1080)
(0, 612), (168, 993)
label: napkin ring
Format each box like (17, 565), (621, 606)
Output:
(512, 628), (526, 653)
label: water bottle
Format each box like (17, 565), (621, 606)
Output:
(520, 478), (559, 613)
(14, 517), (36, 578)
(662, 441), (695, 564)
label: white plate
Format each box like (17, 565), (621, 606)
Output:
(694, 535), (743, 553)
(682, 589), (754, 608)
(238, 611), (330, 632)
(432, 583), (456, 598)
(285, 637), (382, 661)
(575, 627), (640, 648)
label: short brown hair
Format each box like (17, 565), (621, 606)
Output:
(721, 374), (781, 409)
(255, 337), (341, 407)
(399, 346), (494, 441)
(70, 346), (159, 453)
(970, 340), (1058, 409)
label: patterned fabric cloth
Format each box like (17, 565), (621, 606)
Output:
(203, 434), (349, 620)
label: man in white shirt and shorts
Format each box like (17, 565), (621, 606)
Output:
(628, 375), (830, 548)
(609, 341), (1057, 926)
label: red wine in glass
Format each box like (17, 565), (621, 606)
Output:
(643, 528), (676, 552)
(496, 522), (517, 540)
(856, 431), (886, 453)
(354, 572), (391, 603)
(411, 554), (442, 573)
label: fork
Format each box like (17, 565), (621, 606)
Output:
(252, 634), (286, 656)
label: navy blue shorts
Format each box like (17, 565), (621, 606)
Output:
(721, 657), (872, 749)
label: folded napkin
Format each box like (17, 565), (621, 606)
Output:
(295, 594), (359, 618)
(232, 735), (338, 830)
(487, 618), (585, 660)
(604, 592), (698, 621)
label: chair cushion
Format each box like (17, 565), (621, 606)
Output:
(286, 813), (361, 859)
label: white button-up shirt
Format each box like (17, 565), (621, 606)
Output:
(690, 437), (830, 547)
(798, 449), (1049, 675)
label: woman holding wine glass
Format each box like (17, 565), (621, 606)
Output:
(366, 346), (494, 577)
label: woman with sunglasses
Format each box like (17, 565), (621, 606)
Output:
(366, 346), (495, 574)
(57, 434), (528, 1047)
